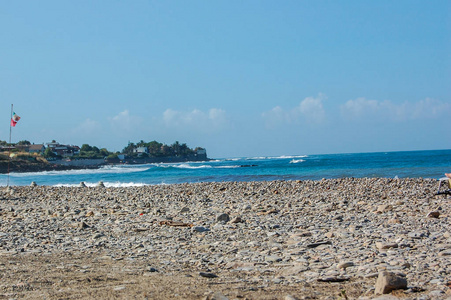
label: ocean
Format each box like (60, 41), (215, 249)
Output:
(1, 149), (450, 187)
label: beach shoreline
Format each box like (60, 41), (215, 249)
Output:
(0, 178), (450, 299)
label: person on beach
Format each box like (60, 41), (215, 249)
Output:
(445, 174), (451, 189)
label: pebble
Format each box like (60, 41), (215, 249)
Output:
(427, 211), (440, 218)
(265, 255), (282, 263)
(376, 242), (398, 250)
(216, 213), (230, 223)
(193, 226), (209, 233)
(0, 178), (448, 298)
(199, 272), (218, 278)
(205, 292), (229, 300)
(375, 272), (407, 294)
(337, 261), (354, 269)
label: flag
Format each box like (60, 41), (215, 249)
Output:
(11, 112), (20, 127)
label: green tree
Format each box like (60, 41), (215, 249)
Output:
(81, 144), (93, 152)
(148, 140), (163, 156)
(17, 140), (31, 145)
(122, 142), (136, 156)
(172, 141), (181, 156)
(99, 148), (110, 157)
(44, 148), (57, 158)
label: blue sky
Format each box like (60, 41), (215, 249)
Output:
(1, 1), (450, 158)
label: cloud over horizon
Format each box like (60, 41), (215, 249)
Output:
(262, 94), (327, 128)
(162, 108), (228, 133)
(109, 110), (144, 134)
(340, 97), (451, 122)
(72, 118), (101, 135)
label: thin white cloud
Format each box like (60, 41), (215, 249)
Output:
(162, 108), (228, 133)
(72, 118), (101, 135)
(340, 98), (381, 118)
(262, 94), (327, 128)
(410, 98), (451, 119)
(109, 110), (143, 132)
(296, 94), (326, 124)
(261, 106), (286, 128)
(341, 97), (451, 121)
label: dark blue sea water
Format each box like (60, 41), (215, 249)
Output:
(1, 149), (450, 187)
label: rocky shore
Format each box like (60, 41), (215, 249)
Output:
(0, 159), (100, 174)
(0, 178), (450, 299)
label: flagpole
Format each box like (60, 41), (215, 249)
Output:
(7, 104), (13, 187)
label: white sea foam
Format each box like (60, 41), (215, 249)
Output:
(154, 163), (213, 169)
(247, 155), (308, 160)
(216, 165), (240, 169)
(9, 165), (151, 177)
(54, 181), (149, 188)
(176, 163), (213, 169)
(289, 159), (306, 164)
(280, 155), (308, 159)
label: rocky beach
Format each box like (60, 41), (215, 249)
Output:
(0, 178), (450, 299)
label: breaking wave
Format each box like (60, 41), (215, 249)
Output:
(8, 165), (151, 177)
(247, 155), (308, 160)
(54, 181), (149, 187)
(289, 159), (306, 164)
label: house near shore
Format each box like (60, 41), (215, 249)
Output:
(47, 142), (80, 157)
(0, 143), (46, 154)
(29, 144), (46, 154)
(196, 148), (207, 156)
(134, 147), (149, 156)
(0, 146), (16, 152)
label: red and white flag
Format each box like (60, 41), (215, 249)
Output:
(11, 112), (20, 127)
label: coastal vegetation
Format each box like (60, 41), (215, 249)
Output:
(0, 139), (204, 159)
(0, 139), (207, 173)
(122, 140), (204, 158)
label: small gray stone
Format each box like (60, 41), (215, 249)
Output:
(265, 255), (282, 263)
(427, 211), (440, 218)
(377, 204), (392, 213)
(337, 261), (354, 269)
(193, 226), (209, 233)
(76, 222), (90, 229)
(230, 216), (243, 223)
(438, 250), (451, 256)
(408, 231), (427, 239)
(180, 207), (190, 213)
(209, 292), (229, 300)
(428, 290), (444, 297)
(372, 296), (400, 300)
(375, 272), (407, 294)
(199, 272), (218, 278)
(216, 213), (230, 223)
(376, 242), (398, 250)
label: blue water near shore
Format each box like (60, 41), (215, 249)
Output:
(1, 149), (450, 187)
